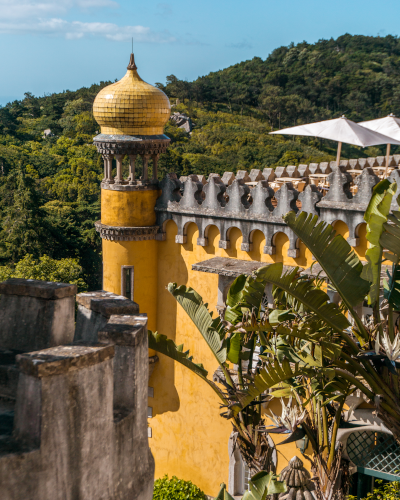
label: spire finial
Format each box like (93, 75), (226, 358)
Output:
(127, 53), (137, 70)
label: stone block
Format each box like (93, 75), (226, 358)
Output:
(286, 165), (300, 178)
(75, 291), (139, 344)
(236, 170), (251, 183)
(175, 234), (187, 244)
(275, 166), (288, 178)
(263, 245), (276, 255)
(219, 240), (230, 250)
(197, 237), (208, 246)
(347, 237), (360, 247)
(249, 169), (264, 182)
(349, 159), (359, 169)
(309, 163), (321, 174)
(240, 243), (252, 252)
(298, 164), (310, 177)
(287, 249), (299, 258)
(221, 172), (235, 185)
(320, 162), (331, 174)
(358, 158), (367, 169)
(0, 279), (76, 352)
(262, 168), (276, 182)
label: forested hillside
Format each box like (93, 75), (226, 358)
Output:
(0, 33), (399, 289)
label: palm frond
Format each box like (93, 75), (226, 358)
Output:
(255, 263), (351, 336)
(361, 179), (396, 306)
(284, 211), (370, 309)
(167, 283), (227, 364)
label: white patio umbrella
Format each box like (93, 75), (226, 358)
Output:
(270, 115), (400, 168)
(359, 114), (400, 176)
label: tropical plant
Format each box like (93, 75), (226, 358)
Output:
(348, 479), (400, 500)
(152, 475), (206, 500)
(214, 471), (286, 500)
(148, 280), (277, 475)
(149, 179), (400, 500)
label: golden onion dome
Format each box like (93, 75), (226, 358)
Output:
(93, 54), (171, 136)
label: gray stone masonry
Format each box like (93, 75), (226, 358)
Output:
(154, 164), (399, 255)
(0, 280), (154, 500)
(0, 279), (76, 352)
(74, 290), (139, 343)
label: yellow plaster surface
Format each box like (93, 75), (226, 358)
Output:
(102, 238), (158, 332)
(101, 209), (370, 496)
(101, 189), (160, 227)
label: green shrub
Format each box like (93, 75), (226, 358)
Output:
(349, 480), (400, 500)
(153, 475), (206, 500)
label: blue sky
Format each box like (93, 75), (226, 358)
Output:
(1, 0), (400, 106)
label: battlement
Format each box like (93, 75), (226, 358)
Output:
(152, 161), (400, 256)
(0, 282), (154, 500)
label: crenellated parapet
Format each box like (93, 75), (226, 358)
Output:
(0, 281), (154, 500)
(155, 165), (400, 255)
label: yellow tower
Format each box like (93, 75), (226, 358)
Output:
(93, 54), (171, 332)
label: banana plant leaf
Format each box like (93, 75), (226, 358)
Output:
(284, 211), (370, 309)
(243, 471), (287, 500)
(167, 283), (227, 365)
(148, 330), (227, 403)
(381, 210), (400, 310)
(232, 357), (304, 415)
(361, 180), (397, 307)
(254, 263), (351, 337)
(215, 473), (286, 500)
(225, 272), (266, 324)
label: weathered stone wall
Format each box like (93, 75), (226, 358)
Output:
(0, 279), (76, 352)
(0, 280), (154, 500)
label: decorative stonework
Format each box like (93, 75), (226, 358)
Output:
(94, 134), (170, 157)
(95, 222), (159, 241)
(155, 168), (400, 254)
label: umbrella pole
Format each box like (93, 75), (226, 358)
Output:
(385, 143), (391, 178)
(336, 141), (342, 167)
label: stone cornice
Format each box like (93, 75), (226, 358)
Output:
(95, 222), (159, 241)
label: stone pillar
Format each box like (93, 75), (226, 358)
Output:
(142, 154), (150, 182)
(102, 155), (108, 182)
(114, 154), (124, 184)
(128, 154), (137, 185)
(152, 154), (159, 182)
(105, 154), (114, 184)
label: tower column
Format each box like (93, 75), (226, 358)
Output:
(115, 154), (124, 184)
(152, 154), (159, 182)
(128, 155), (137, 185)
(142, 154), (150, 182)
(105, 154), (114, 184)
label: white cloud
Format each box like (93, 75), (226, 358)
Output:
(0, 0), (178, 43)
(0, 0), (118, 20)
(0, 17), (177, 43)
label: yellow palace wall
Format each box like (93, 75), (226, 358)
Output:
(101, 190), (369, 496)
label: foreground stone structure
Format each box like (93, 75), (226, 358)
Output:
(0, 279), (154, 500)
